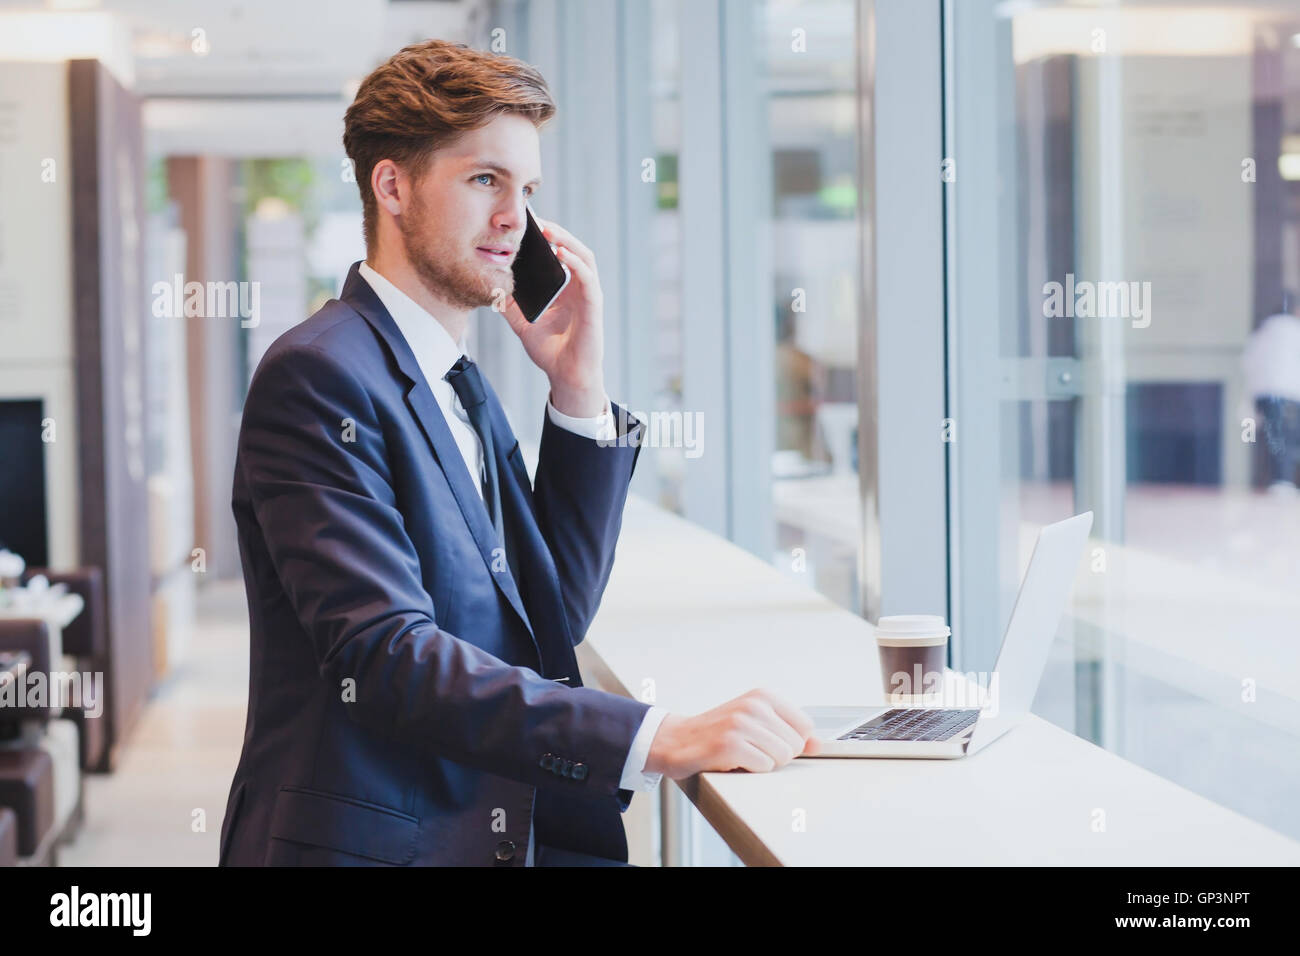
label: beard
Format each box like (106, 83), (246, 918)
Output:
(399, 190), (513, 310)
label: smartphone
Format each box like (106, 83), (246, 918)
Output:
(511, 205), (570, 323)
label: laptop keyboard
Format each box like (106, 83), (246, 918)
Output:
(839, 708), (981, 742)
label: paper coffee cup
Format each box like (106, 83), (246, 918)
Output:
(875, 614), (950, 704)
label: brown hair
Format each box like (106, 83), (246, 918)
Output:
(343, 39), (557, 251)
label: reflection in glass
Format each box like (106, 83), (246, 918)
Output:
(948, 0), (1300, 840)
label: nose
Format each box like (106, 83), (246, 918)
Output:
(491, 193), (527, 236)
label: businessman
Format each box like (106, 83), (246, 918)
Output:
(219, 39), (818, 867)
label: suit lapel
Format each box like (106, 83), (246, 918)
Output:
(339, 263), (538, 648)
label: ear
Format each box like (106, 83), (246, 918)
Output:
(372, 159), (403, 217)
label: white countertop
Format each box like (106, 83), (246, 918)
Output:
(583, 496), (1300, 865)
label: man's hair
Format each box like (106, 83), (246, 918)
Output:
(343, 39), (557, 251)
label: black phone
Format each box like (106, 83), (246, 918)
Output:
(511, 205), (570, 323)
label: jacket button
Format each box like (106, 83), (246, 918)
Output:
(539, 753), (554, 770)
(572, 763), (588, 781)
(560, 758), (573, 777)
(495, 840), (517, 863)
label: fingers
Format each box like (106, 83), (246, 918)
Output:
(678, 689), (821, 776)
(739, 699), (806, 759)
(554, 246), (600, 304)
(732, 740), (777, 773)
(729, 689), (817, 771)
(740, 718), (801, 768)
(749, 688), (816, 743)
(538, 218), (597, 272)
(534, 218), (602, 307)
(708, 691), (818, 774)
(499, 294), (530, 335)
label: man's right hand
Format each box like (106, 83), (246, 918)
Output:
(643, 688), (822, 779)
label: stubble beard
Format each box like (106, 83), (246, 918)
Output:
(400, 191), (513, 311)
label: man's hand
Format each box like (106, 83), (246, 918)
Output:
(501, 219), (606, 419)
(643, 689), (822, 779)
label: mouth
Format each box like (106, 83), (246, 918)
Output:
(475, 246), (515, 266)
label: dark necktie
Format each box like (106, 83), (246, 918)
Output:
(446, 356), (532, 865)
(444, 355), (506, 553)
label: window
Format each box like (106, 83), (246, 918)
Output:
(765, 0), (863, 613)
(945, 0), (1300, 840)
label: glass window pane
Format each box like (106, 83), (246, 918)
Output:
(947, 0), (1300, 840)
(650, 0), (685, 514)
(765, 0), (861, 613)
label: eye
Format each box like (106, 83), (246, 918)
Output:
(474, 172), (534, 197)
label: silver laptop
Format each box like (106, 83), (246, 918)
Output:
(801, 511), (1093, 759)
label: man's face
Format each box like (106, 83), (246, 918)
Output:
(398, 112), (542, 311)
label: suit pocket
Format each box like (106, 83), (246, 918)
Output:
(507, 441), (531, 491)
(266, 785), (420, 865)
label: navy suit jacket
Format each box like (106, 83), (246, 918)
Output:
(218, 262), (651, 866)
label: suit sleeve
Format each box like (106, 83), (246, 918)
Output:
(237, 343), (650, 797)
(532, 399), (645, 644)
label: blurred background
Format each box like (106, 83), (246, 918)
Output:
(0, 0), (1296, 866)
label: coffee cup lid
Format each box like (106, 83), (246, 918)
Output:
(874, 614), (950, 645)
(877, 614), (948, 632)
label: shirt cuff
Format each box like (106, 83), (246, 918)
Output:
(546, 392), (616, 441)
(618, 705), (669, 792)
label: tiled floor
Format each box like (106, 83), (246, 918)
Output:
(60, 582), (249, 866)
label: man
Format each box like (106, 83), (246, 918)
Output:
(1243, 297), (1300, 493)
(219, 39), (819, 867)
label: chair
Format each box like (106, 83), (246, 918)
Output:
(0, 617), (83, 861)
(0, 747), (56, 863)
(0, 806), (17, 866)
(22, 567), (108, 772)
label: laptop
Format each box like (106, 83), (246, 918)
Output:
(800, 511), (1093, 759)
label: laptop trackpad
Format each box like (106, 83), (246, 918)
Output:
(805, 706), (883, 737)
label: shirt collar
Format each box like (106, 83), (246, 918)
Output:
(358, 260), (468, 385)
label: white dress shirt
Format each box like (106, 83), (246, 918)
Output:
(357, 262), (666, 861)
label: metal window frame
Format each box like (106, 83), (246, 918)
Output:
(941, 0), (1035, 675)
(857, 0), (949, 630)
(678, 0), (774, 558)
